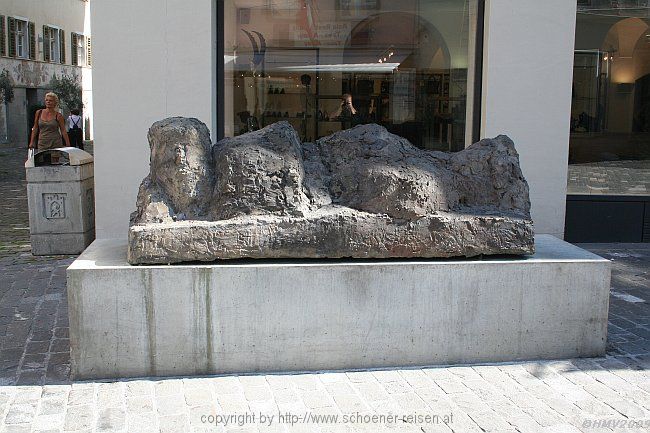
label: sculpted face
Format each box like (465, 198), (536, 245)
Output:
(148, 119), (214, 218)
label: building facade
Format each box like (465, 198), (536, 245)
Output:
(0, 0), (92, 145)
(92, 0), (577, 240)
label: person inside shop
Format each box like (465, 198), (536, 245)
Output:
(28, 92), (71, 151)
(329, 93), (358, 122)
(67, 109), (84, 150)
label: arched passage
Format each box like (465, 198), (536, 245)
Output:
(340, 12), (459, 149)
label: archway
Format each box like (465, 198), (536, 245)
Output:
(341, 12), (455, 149)
(344, 12), (451, 71)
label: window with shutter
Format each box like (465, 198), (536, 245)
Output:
(28, 22), (35, 60)
(86, 36), (92, 66)
(7, 17), (16, 57)
(60, 31), (65, 64)
(71, 33), (78, 66)
(43, 26), (65, 63)
(7, 17), (16, 58)
(12, 18), (31, 59)
(43, 25), (50, 62)
(0, 16), (6, 57)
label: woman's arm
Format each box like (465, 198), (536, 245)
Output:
(28, 111), (40, 149)
(57, 113), (71, 147)
(329, 104), (343, 121)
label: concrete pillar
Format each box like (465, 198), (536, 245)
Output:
(481, 0), (578, 238)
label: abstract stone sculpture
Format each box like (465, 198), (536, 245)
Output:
(128, 118), (534, 264)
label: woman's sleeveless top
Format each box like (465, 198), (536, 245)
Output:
(38, 112), (62, 150)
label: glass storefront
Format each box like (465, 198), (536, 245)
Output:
(222, 0), (480, 151)
(570, 1), (650, 195)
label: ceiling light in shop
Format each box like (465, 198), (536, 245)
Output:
(277, 63), (400, 73)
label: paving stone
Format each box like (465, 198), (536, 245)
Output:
(96, 382), (124, 408)
(38, 396), (67, 415)
(4, 402), (37, 424)
(31, 413), (64, 431)
(323, 382), (355, 398)
(63, 404), (94, 431)
(448, 392), (491, 413)
(25, 341), (51, 354)
(332, 394), (370, 413)
(243, 385), (272, 402)
(466, 410), (515, 432)
(183, 387), (213, 408)
(270, 387), (299, 405)
(96, 407), (126, 432)
(212, 376), (243, 395)
(126, 412), (159, 433)
(300, 390), (333, 409)
(159, 414), (189, 433)
(126, 395), (154, 413)
(0, 425), (31, 433)
(381, 380), (412, 395)
(432, 379), (469, 395)
(67, 388), (94, 406)
(22, 354), (47, 370)
(16, 369), (45, 386)
(216, 394), (249, 414)
(155, 379), (184, 396)
(156, 394), (187, 415)
(125, 380), (153, 397)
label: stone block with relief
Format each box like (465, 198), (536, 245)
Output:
(26, 147), (95, 255)
(128, 118), (534, 264)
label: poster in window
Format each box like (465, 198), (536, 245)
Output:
(337, 0), (380, 19)
(391, 69), (416, 124)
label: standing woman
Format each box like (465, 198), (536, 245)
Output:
(28, 92), (71, 151)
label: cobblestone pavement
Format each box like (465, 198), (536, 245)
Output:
(567, 161), (650, 195)
(0, 142), (648, 432)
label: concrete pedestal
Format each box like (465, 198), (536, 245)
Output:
(67, 235), (610, 380)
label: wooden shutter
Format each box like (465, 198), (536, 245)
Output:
(60, 30), (65, 63)
(7, 17), (15, 58)
(0, 16), (6, 57)
(28, 21), (35, 59)
(71, 33), (78, 66)
(43, 26), (50, 62)
(86, 36), (92, 66)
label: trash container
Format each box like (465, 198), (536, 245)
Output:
(25, 147), (95, 255)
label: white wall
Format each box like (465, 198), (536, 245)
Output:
(481, 0), (577, 238)
(92, 0), (215, 239)
(2, 0), (87, 45)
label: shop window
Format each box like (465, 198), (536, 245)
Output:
(221, 0), (481, 151)
(570, 1), (650, 195)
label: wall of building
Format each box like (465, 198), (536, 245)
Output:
(92, 0), (215, 239)
(0, 58), (86, 144)
(0, 0), (92, 144)
(482, 0), (577, 238)
(93, 0), (577, 240)
(2, 0), (86, 33)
